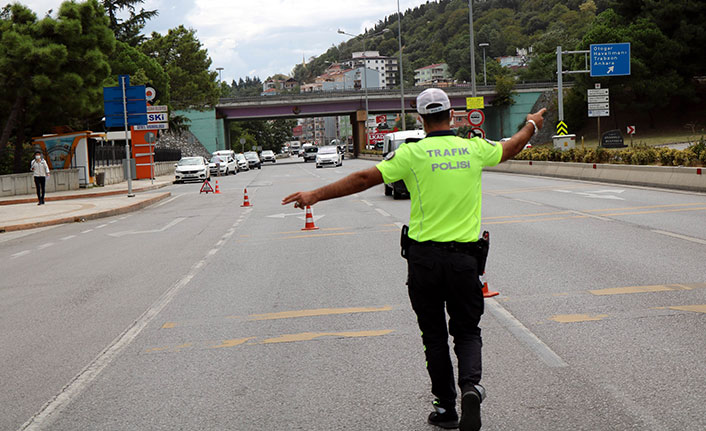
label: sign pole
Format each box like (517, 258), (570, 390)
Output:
(597, 117), (601, 147)
(121, 76), (135, 197)
(557, 46), (563, 122)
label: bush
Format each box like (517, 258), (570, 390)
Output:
(512, 143), (703, 167)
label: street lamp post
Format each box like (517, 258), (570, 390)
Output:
(479, 43), (489, 86)
(397, 0), (406, 130)
(338, 28), (390, 149)
(216, 67), (224, 82)
(468, 0), (477, 97)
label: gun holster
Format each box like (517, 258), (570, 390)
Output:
(474, 231), (490, 274)
(400, 225), (410, 259)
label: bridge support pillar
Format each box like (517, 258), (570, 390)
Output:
(350, 110), (367, 158)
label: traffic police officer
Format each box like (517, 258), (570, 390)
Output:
(282, 88), (546, 430)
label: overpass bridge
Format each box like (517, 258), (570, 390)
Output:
(216, 82), (561, 154)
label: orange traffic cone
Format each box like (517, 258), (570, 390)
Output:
(301, 205), (319, 231)
(480, 272), (499, 298)
(215, 180), (221, 194)
(241, 188), (252, 207)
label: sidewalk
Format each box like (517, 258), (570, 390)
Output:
(0, 175), (174, 233)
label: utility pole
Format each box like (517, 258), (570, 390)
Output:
(468, 0), (477, 97)
(397, 0), (406, 130)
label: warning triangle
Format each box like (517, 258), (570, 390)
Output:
(200, 179), (214, 194)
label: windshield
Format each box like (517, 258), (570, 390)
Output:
(209, 156), (224, 163)
(318, 146), (336, 154)
(305, 147), (318, 153)
(262, 151), (274, 156)
(244, 152), (258, 160)
(236, 154), (246, 161)
(178, 158), (202, 166)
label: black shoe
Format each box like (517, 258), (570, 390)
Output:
(427, 399), (459, 429)
(459, 385), (485, 431)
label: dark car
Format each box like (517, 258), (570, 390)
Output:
(302, 145), (318, 162)
(244, 151), (262, 169)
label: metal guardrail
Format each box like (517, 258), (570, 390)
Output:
(218, 81), (573, 105)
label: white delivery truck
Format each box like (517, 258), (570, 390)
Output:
(382, 130), (426, 199)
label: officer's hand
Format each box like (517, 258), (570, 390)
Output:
(282, 191), (318, 209)
(526, 108), (547, 130)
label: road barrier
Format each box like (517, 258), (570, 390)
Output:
(485, 160), (706, 192)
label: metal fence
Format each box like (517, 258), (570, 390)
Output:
(94, 145), (181, 166)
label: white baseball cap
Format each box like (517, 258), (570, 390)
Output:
(416, 88), (451, 114)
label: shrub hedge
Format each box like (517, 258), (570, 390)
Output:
(515, 138), (706, 167)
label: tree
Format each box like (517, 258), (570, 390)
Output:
(229, 119), (297, 152)
(0, 1), (115, 173)
(108, 40), (169, 105)
(101, 0), (158, 46)
(141, 26), (219, 110)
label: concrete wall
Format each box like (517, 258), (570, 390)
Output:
(174, 109), (227, 154)
(486, 161), (706, 192)
(95, 162), (176, 186)
(483, 91), (543, 141)
(0, 169), (80, 197)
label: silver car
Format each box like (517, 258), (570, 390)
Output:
(174, 157), (210, 183)
(315, 146), (342, 168)
(260, 150), (276, 163)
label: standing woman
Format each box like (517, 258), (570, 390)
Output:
(30, 150), (50, 205)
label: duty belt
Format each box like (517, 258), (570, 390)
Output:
(414, 239), (479, 255)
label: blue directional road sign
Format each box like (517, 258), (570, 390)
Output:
(590, 43), (631, 77)
(103, 75), (148, 128)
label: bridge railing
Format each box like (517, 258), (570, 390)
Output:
(218, 81), (574, 105)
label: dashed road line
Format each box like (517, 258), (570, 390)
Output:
(154, 194), (183, 208)
(375, 208), (391, 217)
(81, 229), (93, 234)
(652, 230), (706, 245)
(37, 243), (54, 250)
(61, 235), (76, 241)
(96, 224), (108, 229)
(360, 199), (373, 206)
(485, 299), (568, 368)
(11, 250), (30, 259)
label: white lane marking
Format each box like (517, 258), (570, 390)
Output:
(375, 208), (391, 217)
(11, 251), (31, 259)
(207, 248), (219, 256)
(0, 226), (59, 245)
(108, 220), (117, 224)
(154, 194), (183, 208)
(19, 206), (254, 431)
(61, 235), (76, 241)
(109, 217), (186, 238)
(485, 299), (568, 368)
(652, 230), (706, 245)
(267, 212), (303, 219)
(96, 224), (108, 229)
(512, 198), (544, 206)
(361, 199), (373, 207)
(569, 210), (612, 221)
(81, 229), (93, 234)
(216, 239), (225, 247)
(37, 243), (54, 250)
(394, 222), (404, 229)
(118, 215), (130, 220)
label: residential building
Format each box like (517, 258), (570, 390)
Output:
(344, 51), (398, 89)
(414, 63), (451, 86)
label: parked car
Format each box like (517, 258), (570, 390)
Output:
(260, 150), (276, 163)
(174, 156), (209, 183)
(244, 151), (262, 169)
(382, 130), (426, 199)
(302, 144), (318, 162)
(209, 155), (236, 175)
(315, 145), (342, 168)
(235, 153), (249, 172)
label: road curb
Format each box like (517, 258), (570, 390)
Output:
(0, 192), (171, 233)
(0, 181), (171, 206)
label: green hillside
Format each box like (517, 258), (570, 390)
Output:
(292, 0), (706, 136)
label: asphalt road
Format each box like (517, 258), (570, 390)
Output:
(1, 157), (705, 430)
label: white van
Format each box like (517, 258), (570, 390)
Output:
(382, 130), (426, 156)
(382, 130), (426, 199)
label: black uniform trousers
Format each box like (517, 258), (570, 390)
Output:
(407, 242), (484, 408)
(34, 176), (46, 203)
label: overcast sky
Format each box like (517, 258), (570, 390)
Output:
(17, 0), (432, 83)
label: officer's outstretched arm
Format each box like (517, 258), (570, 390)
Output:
(500, 108), (547, 163)
(282, 166), (383, 209)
